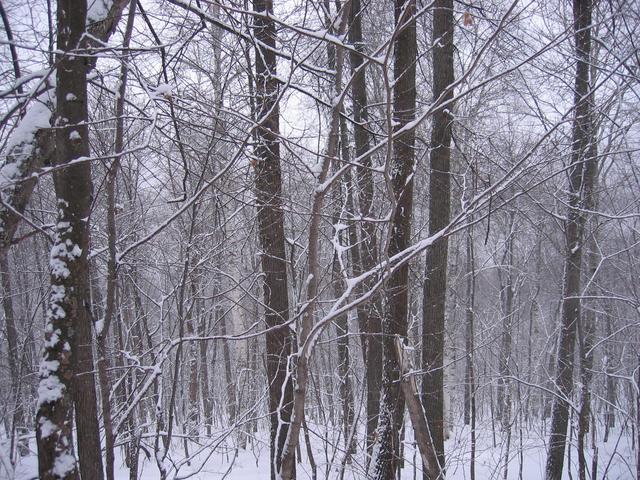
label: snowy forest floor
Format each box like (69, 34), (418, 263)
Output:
(2, 423), (636, 479)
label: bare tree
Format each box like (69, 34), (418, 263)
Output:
(373, 0), (417, 478)
(545, 0), (598, 478)
(422, 0), (455, 475)
(35, 0), (103, 478)
(252, 1), (294, 477)
(0, 1), (638, 479)
(347, 0), (384, 456)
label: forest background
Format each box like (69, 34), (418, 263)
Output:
(0, 0), (639, 479)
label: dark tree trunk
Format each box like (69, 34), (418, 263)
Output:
(333, 125), (355, 463)
(464, 227), (476, 480)
(421, 0), (455, 475)
(0, 253), (28, 457)
(497, 211), (515, 432)
(578, 147), (599, 480)
(0, 0), (127, 260)
(183, 288), (199, 459)
(220, 312), (237, 424)
(373, 1), (416, 478)
(543, 335), (557, 421)
(279, 6), (348, 476)
(545, 1), (596, 478)
(395, 338), (440, 479)
(604, 309), (616, 441)
(199, 308), (212, 435)
(326, 2), (356, 460)
(186, 277), (201, 433)
(347, 0), (383, 456)
(97, 2), (137, 478)
(577, 288), (596, 480)
(36, 0), (104, 478)
(120, 275), (142, 480)
(252, 1), (294, 478)
(527, 235), (541, 422)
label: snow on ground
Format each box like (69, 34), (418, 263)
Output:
(2, 424), (635, 479)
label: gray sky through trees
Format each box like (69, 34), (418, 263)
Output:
(0, 0), (638, 479)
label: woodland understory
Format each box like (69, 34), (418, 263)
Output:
(0, 0), (639, 480)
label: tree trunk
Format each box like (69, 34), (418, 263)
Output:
(252, 1), (294, 477)
(327, 2), (356, 460)
(527, 235), (541, 423)
(422, 0), (455, 474)
(199, 309), (212, 435)
(372, 1), (417, 478)
(186, 277), (201, 433)
(36, 1), (104, 478)
(0, 0), (127, 265)
(464, 226), (476, 480)
(97, 2), (137, 478)
(604, 308), (616, 441)
(220, 312), (237, 425)
(545, 1), (596, 478)
(395, 338), (440, 479)
(0, 252), (28, 458)
(497, 211), (515, 432)
(120, 275), (142, 479)
(346, 0), (383, 457)
(577, 285), (596, 480)
(334, 217), (356, 463)
(334, 179), (356, 463)
(279, 6), (349, 478)
(578, 141), (599, 480)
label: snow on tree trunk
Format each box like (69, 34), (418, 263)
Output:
(545, 0), (597, 478)
(278, 4), (349, 478)
(0, 0), (127, 258)
(36, 0), (104, 478)
(372, 1), (417, 478)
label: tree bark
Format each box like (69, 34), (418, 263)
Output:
(347, 0), (383, 456)
(334, 149), (356, 463)
(577, 106), (600, 479)
(497, 211), (515, 432)
(0, 0), (128, 259)
(279, 5), (349, 477)
(372, 1), (417, 478)
(327, 2), (355, 460)
(36, 0), (104, 478)
(422, 0), (455, 474)
(464, 225), (476, 480)
(252, 1), (294, 477)
(186, 276), (201, 433)
(395, 338), (440, 479)
(545, 1), (596, 478)
(220, 311), (237, 425)
(97, 2), (137, 478)
(199, 308), (213, 435)
(0, 252), (28, 457)
(577, 260), (596, 480)
(604, 309), (616, 441)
